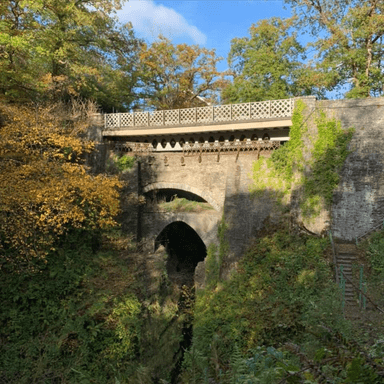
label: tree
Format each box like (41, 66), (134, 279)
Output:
(0, 101), (121, 271)
(0, 0), (141, 110)
(222, 17), (319, 103)
(285, 0), (384, 98)
(139, 36), (225, 110)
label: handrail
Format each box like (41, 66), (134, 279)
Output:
(338, 267), (384, 313)
(356, 219), (384, 243)
(104, 98), (295, 130)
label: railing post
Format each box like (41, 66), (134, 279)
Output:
(212, 106), (214, 122)
(340, 265), (345, 311)
(249, 102), (251, 119)
(269, 100), (271, 118)
(133, 112), (135, 127)
(195, 107), (197, 123)
(118, 113), (121, 129)
(104, 113), (107, 129)
(147, 112), (150, 126)
(359, 266), (363, 307)
(162, 110), (165, 125)
(178, 109), (180, 124)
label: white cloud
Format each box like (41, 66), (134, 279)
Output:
(118, 0), (207, 45)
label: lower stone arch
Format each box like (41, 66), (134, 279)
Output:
(155, 220), (207, 286)
(143, 182), (221, 212)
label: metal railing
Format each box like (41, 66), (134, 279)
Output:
(104, 98), (295, 130)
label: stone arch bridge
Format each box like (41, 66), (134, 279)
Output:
(102, 98), (293, 259)
(94, 96), (384, 283)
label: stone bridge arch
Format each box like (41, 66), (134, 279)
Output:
(142, 211), (221, 250)
(142, 182), (222, 212)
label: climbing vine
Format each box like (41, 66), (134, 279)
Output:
(250, 100), (306, 201)
(251, 100), (354, 218)
(204, 215), (229, 288)
(300, 111), (354, 217)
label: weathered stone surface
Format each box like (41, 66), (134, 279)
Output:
(322, 98), (384, 241)
(91, 96), (384, 285)
(142, 211), (222, 250)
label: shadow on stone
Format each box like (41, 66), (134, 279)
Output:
(155, 221), (207, 287)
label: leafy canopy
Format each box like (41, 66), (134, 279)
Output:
(0, 0), (141, 111)
(0, 102), (121, 270)
(222, 17), (320, 103)
(139, 36), (225, 110)
(284, 0), (384, 98)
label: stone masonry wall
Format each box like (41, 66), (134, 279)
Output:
(319, 98), (384, 241)
(137, 150), (279, 263)
(91, 96), (384, 266)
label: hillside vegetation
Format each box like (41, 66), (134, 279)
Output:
(2, 0), (384, 382)
(2, 221), (384, 383)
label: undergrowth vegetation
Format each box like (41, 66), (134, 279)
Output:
(182, 223), (384, 383)
(0, 229), (191, 383)
(158, 197), (214, 213)
(2, 220), (384, 383)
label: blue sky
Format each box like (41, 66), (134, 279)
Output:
(117, 0), (292, 72)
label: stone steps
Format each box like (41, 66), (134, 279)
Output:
(335, 243), (358, 303)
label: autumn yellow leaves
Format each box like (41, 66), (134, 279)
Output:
(0, 103), (121, 270)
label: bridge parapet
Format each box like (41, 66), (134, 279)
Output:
(104, 98), (294, 130)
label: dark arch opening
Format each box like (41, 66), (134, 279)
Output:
(146, 188), (207, 203)
(263, 133), (270, 141)
(155, 222), (207, 286)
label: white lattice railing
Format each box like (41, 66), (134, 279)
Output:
(104, 98), (294, 129)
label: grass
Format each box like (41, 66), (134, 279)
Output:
(158, 197), (215, 213)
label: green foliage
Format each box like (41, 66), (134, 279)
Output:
(205, 244), (220, 288)
(0, 227), (198, 383)
(365, 231), (384, 278)
(114, 154), (136, 172)
(222, 17), (321, 103)
(191, 229), (339, 378)
(218, 216), (229, 266)
(227, 345), (303, 384)
(300, 112), (354, 216)
(250, 100), (306, 199)
(186, 226), (384, 383)
(140, 35), (224, 109)
(358, 229), (384, 309)
(251, 100), (353, 218)
(0, 0), (142, 110)
(204, 216), (229, 288)
(285, 0), (384, 98)
(103, 296), (141, 361)
(158, 197), (214, 213)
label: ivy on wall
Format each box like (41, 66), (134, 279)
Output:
(251, 100), (354, 218)
(250, 100), (307, 203)
(301, 111), (354, 217)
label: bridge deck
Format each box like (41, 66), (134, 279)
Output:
(103, 98), (294, 136)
